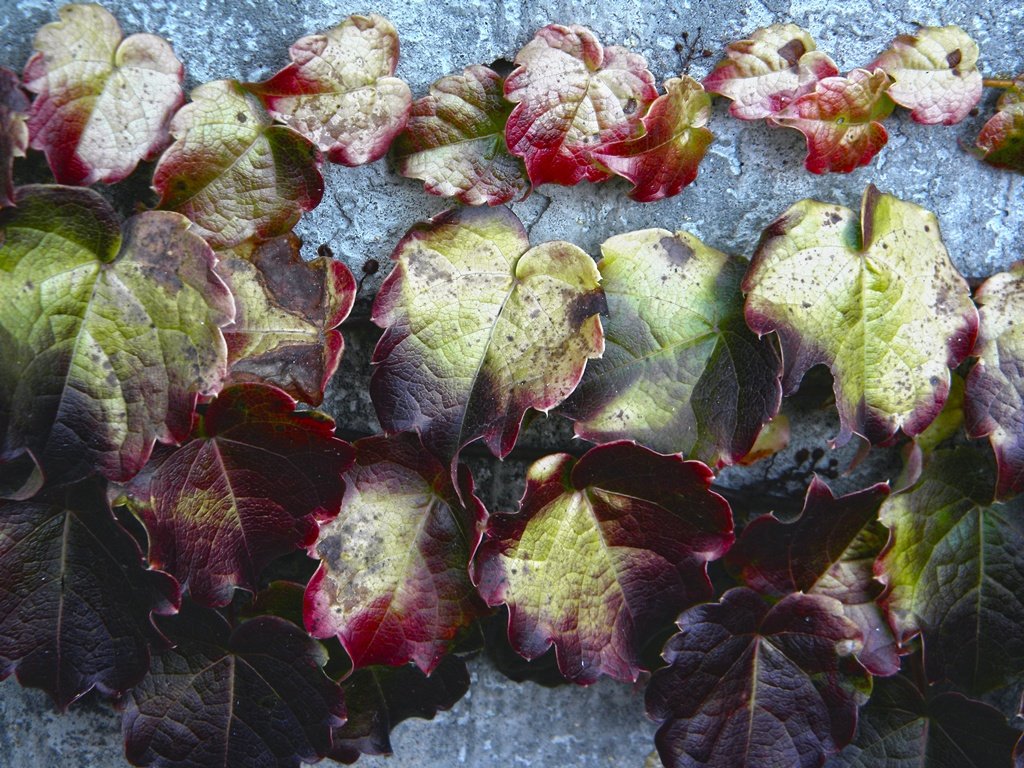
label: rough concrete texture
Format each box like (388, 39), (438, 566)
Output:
(0, 0), (1022, 766)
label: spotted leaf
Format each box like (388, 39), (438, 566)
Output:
(0, 68), (29, 207)
(976, 80), (1024, 174)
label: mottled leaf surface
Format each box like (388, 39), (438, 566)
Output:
(827, 674), (1019, 768)
(0, 484), (178, 709)
(877, 447), (1024, 694)
(647, 588), (869, 768)
(473, 442), (733, 684)
(153, 79), (323, 249)
(371, 205), (605, 464)
(976, 80), (1024, 172)
(589, 76), (713, 202)
(871, 25), (982, 125)
(393, 65), (528, 205)
(123, 604), (345, 768)
(769, 69), (895, 173)
(728, 476), (898, 675)
(504, 24), (657, 186)
(744, 185), (978, 446)
(703, 24), (838, 120)
(562, 228), (781, 464)
(305, 432), (487, 673)
(253, 14), (411, 166)
(0, 185), (233, 488)
(219, 234), (356, 405)
(125, 384), (353, 608)
(23, 3), (183, 185)
(0, 68), (29, 207)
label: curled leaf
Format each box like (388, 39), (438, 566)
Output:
(504, 24), (657, 186)
(392, 65), (528, 205)
(976, 79), (1024, 173)
(23, 3), (184, 185)
(0, 68), (29, 207)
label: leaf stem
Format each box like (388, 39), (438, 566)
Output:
(983, 78), (1016, 90)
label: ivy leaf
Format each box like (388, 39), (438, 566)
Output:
(122, 603), (345, 768)
(218, 234), (356, 406)
(251, 14), (411, 166)
(870, 25), (983, 125)
(743, 185), (978, 447)
(124, 384), (353, 608)
(727, 476), (899, 676)
(392, 65), (529, 206)
(504, 24), (658, 186)
(826, 673), (1020, 768)
(305, 432), (487, 673)
(702, 24), (839, 120)
(589, 76), (713, 202)
(0, 67), (29, 208)
(153, 79), (324, 249)
(768, 69), (895, 173)
(0, 482), (179, 710)
(22, 3), (184, 185)
(976, 79), (1024, 172)
(646, 588), (870, 768)
(877, 447), (1024, 694)
(561, 228), (781, 465)
(330, 656), (470, 763)
(0, 185), (233, 489)
(370, 205), (605, 465)
(965, 263), (1024, 499)
(473, 442), (733, 684)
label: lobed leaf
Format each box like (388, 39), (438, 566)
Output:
(0, 483), (179, 710)
(370, 205), (605, 465)
(744, 185), (978, 447)
(153, 79), (323, 249)
(589, 76), (713, 202)
(124, 384), (353, 608)
(0, 185), (233, 490)
(504, 24), (657, 186)
(876, 447), (1024, 694)
(702, 24), (838, 120)
(976, 79), (1024, 172)
(769, 68), (895, 173)
(561, 228), (781, 464)
(23, 3), (184, 185)
(647, 588), (870, 768)
(870, 25), (982, 125)
(392, 65), (528, 205)
(252, 14), (411, 166)
(219, 234), (356, 405)
(473, 442), (734, 684)
(305, 432), (488, 673)
(123, 603), (345, 768)
(0, 67), (29, 207)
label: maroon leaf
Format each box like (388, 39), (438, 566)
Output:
(0, 67), (29, 208)
(646, 588), (870, 768)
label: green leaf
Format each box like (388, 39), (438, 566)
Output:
(976, 79), (1024, 172)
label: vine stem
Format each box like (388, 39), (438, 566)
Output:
(983, 78), (1016, 89)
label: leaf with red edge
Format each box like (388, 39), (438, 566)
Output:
(965, 263), (1024, 499)
(727, 476), (898, 676)
(330, 656), (470, 763)
(646, 588), (870, 768)
(589, 76), (713, 202)
(976, 79), (1024, 172)
(744, 185), (978, 447)
(305, 432), (487, 673)
(473, 441), (733, 685)
(392, 65), (529, 205)
(870, 25), (982, 125)
(0, 482), (179, 710)
(0, 68), (29, 207)
(504, 24), (657, 186)
(702, 24), (839, 120)
(22, 4), (183, 185)
(769, 68), (895, 173)
(122, 603), (345, 768)
(370, 205), (605, 466)
(0, 185), (233, 490)
(251, 14), (411, 166)
(123, 384), (352, 608)
(218, 234), (356, 406)
(153, 79), (323, 249)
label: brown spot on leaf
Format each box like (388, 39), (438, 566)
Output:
(659, 236), (694, 265)
(567, 289), (608, 329)
(777, 39), (807, 67)
(946, 49), (962, 70)
(236, 111), (247, 123)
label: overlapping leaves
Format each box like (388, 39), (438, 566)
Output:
(976, 79), (1024, 172)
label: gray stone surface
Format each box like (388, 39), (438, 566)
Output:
(0, 0), (1021, 766)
